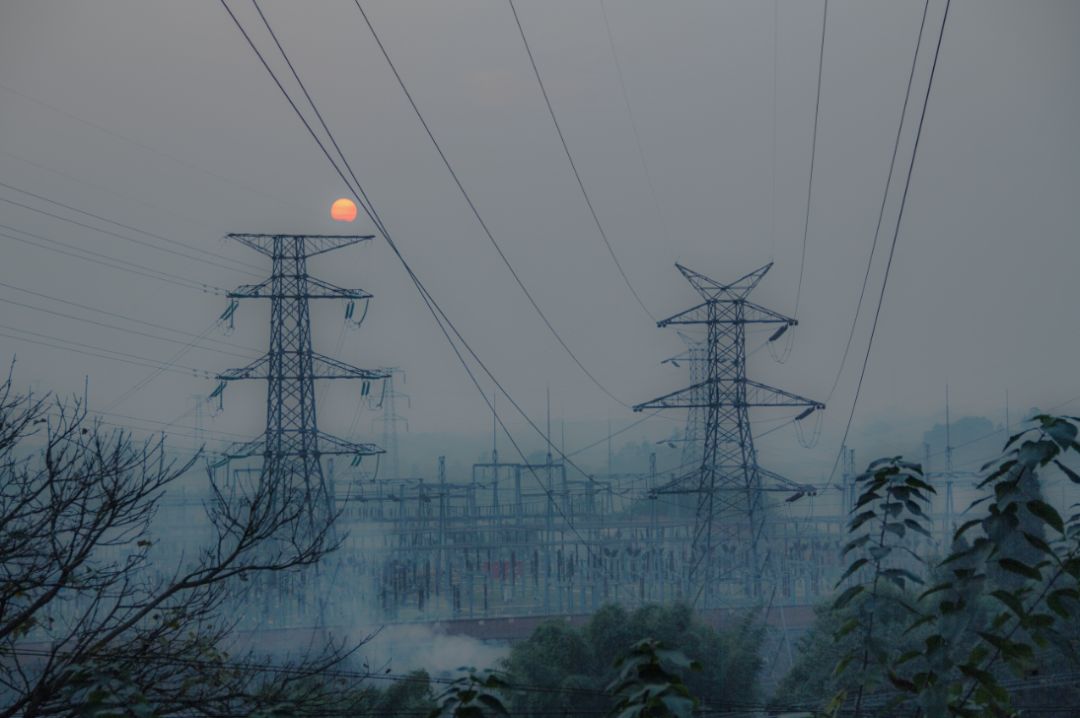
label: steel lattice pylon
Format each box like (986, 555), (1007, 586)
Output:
(635, 263), (824, 605)
(217, 234), (388, 515)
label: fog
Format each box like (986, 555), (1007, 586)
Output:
(1, 0), (1077, 483)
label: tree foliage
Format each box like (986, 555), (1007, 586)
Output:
(503, 603), (762, 718)
(606, 639), (700, 718)
(0, 373), (359, 717)
(820, 414), (1080, 717)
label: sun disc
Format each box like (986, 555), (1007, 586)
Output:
(331, 198), (358, 222)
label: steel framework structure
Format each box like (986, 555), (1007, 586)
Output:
(634, 263), (824, 604)
(216, 234), (388, 513)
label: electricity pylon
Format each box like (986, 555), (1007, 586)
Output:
(634, 263), (823, 605)
(371, 368), (409, 479)
(660, 331), (707, 472)
(216, 234), (388, 518)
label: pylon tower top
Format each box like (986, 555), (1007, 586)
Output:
(216, 234), (387, 499)
(635, 262), (824, 606)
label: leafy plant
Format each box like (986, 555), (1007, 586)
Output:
(890, 415), (1080, 716)
(429, 669), (509, 718)
(826, 415), (1080, 717)
(828, 457), (936, 717)
(606, 639), (701, 718)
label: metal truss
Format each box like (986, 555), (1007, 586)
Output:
(634, 262), (824, 605)
(216, 234), (388, 512)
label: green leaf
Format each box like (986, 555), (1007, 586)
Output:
(918, 582), (953, 601)
(849, 510), (877, 531)
(989, 590), (1026, 618)
(855, 490), (882, 509)
(1027, 500), (1065, 534)
(1045, 418), (1079, 450)
(842, 535), (871, 556)
(869, 545), (892, 561)
(1054, 459), (1080, 484)
(836, 558), (869, 586)
(894, 650), (921, 666)
(1022, 531), (1057, 559)
(823, 689), (848, 718)
(1018, 439), (1058, 467)
(953, 519), (982, 541)
(1047, 588), (1080, 618)
(883, 568), (924, 586)
(834, 617), (860, 640)
(998, 558), (1042, 581)
(904, 518), (932, 537)
(888, 671), (917, 693)
(833, 585), (864, 610)
(903, 614), (936, 635)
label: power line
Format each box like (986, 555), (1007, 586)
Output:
(0, 193), (262, 279)
(823, 0), (952, 491)
(0, 224), (222, 294)
(0, 179), (263, 274)
(0, 324), (205, 378)
(103, 318), (230, 411)
(220, 0), (640, 603)
(332, 0), (630, 409)
(0, 278), (260, 353)
(791, 0), (828, 319)
(598, 0), (669, 242)
(506, 0), (657, 323)
(824, 0), (931, 404)
(0, 293), (253, 360)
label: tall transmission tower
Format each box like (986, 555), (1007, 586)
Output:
(372, 368), (409, 479)
(661, 331), (707, 471)
(216, 234), (388, 516)
(634, 263), (823, 605)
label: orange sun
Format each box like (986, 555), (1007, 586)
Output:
(331, 197), (358, 222)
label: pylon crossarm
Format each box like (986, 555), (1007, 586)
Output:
(758, 467), (817, 495)
(228, 233), (374, 258)
(228, 278), (272, 298)
(315, 432), (383, 457)
(311, 354), (390, 380)
(305, 277), (373, 299)
(657, 301), (711, 327)
(740, 300), (797, 325)
(216, 354), (388, 381)
(743, 380), (825, 409)
(635, 378), (825, 411)
(633, 377), (713, 411)
(227, 277), (373, 300)
(217, 355), (269, 382)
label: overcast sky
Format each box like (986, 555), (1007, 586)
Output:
(1, 0), (1077, 482)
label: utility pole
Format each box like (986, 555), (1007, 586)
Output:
(634, 263), (823, 605)
(216, 234), (387, 523)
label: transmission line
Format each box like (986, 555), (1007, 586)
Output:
(0, 179), (262, 274)
(0, 279), (260, 353)
(0, 324), (204, 377)
(220, 0), (642, 603)
(791, 0), (828, 319)
(824, 0), (931, 404)
(0, 294), (253, 360)
(506, 0), (656, 323)
(823, 0), (952, 491)
(326, 0), (629, 409)
(0, 194), (262, 279)
(0, 224), (223, 294)
(598, 0), (669, 241)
